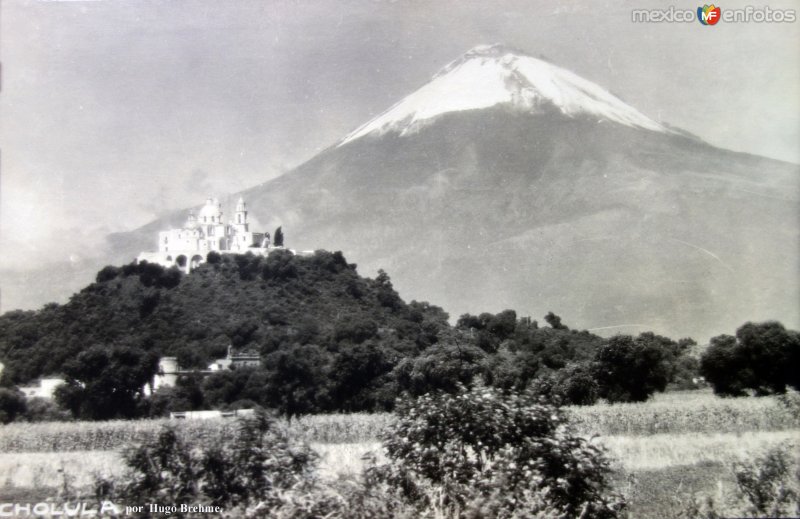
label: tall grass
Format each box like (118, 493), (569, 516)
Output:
(0, 451), (120, 491)
(0, 413), (393, 453)
(567, 390), (800, 436)
(599, 430), (800, 470)
(290, 412), (393, 443)
(0, 391), (796, 453)
(0, 418), (236, 452)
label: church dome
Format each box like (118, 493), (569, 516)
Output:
(198, 198), (222, 222)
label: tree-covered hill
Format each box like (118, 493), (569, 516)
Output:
(0, 250), (447, 387)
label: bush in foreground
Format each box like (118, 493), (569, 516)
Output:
(379, 385), (625, 518)
(733, 446), (800, 517)
(97, 410), (317, 514)
(96, 388), (625, 518)
(681, 446), (800, 519)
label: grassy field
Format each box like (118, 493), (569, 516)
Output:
(568, 389), (800, 435)
(1, 389), (798, 517)
(2, 390), (795, 453)
(0, 412), (391, 452)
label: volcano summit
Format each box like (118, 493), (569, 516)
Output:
(340, 44), (669, 144)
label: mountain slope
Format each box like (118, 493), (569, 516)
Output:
(242, 108), (798, 341)
(9, 45), (800, 341)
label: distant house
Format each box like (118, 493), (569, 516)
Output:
(170, 409), (255, 420)
(147, 347), (262, 394)
(228, 352), (261, 369)
(207, 346), (260, 371)
(17, 378), (66, 400)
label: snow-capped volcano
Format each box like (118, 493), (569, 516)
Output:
(17, 44), (797, 343)
(340, 44), (668, 145)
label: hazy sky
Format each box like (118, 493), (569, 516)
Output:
(1, 0), (798, 271)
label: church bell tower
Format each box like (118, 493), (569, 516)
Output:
(233, 197), (249, 231)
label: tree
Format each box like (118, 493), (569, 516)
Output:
(544, 311), (568, 330)
(456, 310), (517, 353)
(273, 226), (284, 247)
(55, 345), (159, 420)
(333, 315), (379, 344)
(592, 334), (671, 402)
(531, 363), (600, 406)
(701, 321), (800, 396)
(0, 388), (26, 424)
(149, 374), (205, 416)
(330, 342), (394, 411)
(96, 265), (121, 283)
(481, 346), (540, 391)
(202, 369), (252, 408)
(206, 251), (222, 264)
(699, 334), (747, 396)
(394, 333), (486, 396)
(374, 269), (401, 309)
(261, 249), (296, 280)
(263, 344), (330, 419)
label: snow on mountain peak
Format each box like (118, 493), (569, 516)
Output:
(339, 44), (669, 146)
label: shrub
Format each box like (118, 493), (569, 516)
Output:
(733, 447), (799, 517)
(100, 410), (318, 512)
(21, 396), (72, 422)
(379, 385), (625, 518)
(679, 446), (800, 519)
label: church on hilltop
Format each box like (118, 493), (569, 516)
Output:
(137, 196), (279, 272)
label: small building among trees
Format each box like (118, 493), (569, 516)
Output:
(148, 348), (261, 394)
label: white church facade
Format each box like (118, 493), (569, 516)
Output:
(137, 196), (278, 272)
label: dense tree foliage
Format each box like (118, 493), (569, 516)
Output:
(0, 250), (703, 420)
(700, 321), (800, 396)
(55, 345), (159, 420)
